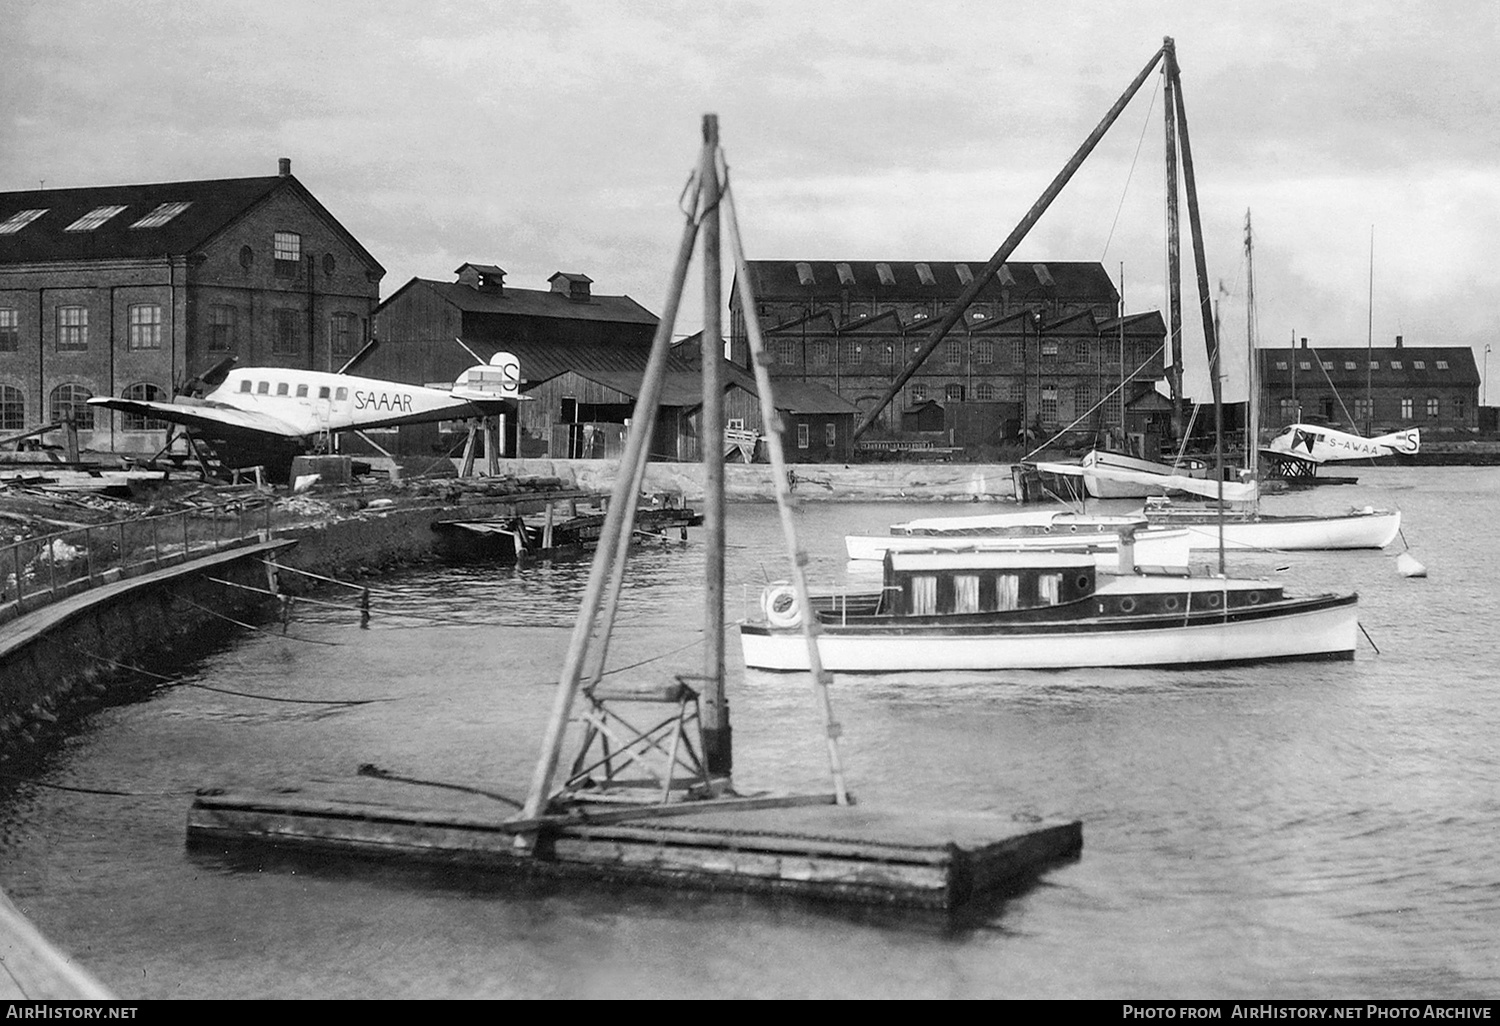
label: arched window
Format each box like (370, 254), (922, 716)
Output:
(0, 384), (23, 431)
(121, 383), (169, 430)
(49, 383), (96, 429)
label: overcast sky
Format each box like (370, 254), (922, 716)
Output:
(6, 0), (1496, 401)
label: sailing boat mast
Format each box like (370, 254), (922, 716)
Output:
(1366, 226), (1374, 435)
(1163, 37), (1185, 445)
(1245, 210), (1259, 486)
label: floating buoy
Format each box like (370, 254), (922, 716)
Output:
(1396, 552), (1427, 578)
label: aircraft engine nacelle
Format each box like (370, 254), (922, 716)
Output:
(453, 351), (522, 400)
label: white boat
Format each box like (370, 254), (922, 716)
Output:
(845, 513), (1192, 568)
(1078, 448), (1212, 499)
(739, 549), (1358, 673)
(1141, 498), (1401, 550)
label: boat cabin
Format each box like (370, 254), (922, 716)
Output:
(876, 550), (1097, 617)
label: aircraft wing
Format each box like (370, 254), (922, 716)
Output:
(86, 397), (310, 439)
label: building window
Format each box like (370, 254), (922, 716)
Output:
(1455, 397), (1466, 420)
(776, 340), (795, 365)
(129, 201), (191, 228)
(976, 340), (994, 365)
(1401, 397), (1413, 419)
(209, 305), (237, 352)
(1279, 399), (1297, 421)
(1042, 340), (1059, 358)
(1008, 379), (1025, 401)
(0, 385), (23, 431)
(910, 383), (927, 402)
(329, 312), (355, 356)
(128, 304), (162, 350)
(955, 264), (973, 285)
(795, 262), (815, 286)
(1437, 360), (1449, 370)
(1370, 360), (1380, 370)
(975, 382), (995, 401)
(121, 383), (168, 430)
(1040, 384), (1058, 425)
(796, 423), (809, 449)
(0, 308), (18, 351)
(911, 309), (929, 322)
(240, 245), (254, 268)
(824, 423), (836, 447)
(1344, 361), (1357, 370)
(274, 308), (301, 355)
(49, 383), (96, 429)
(65, 205), (127, 231)
(945, 342), (962, 368)
(812, 341), (830, 367)
(1426, 397), (1439, 419)
(847, 302), (869, 321)
(1298, 361), (1311, 371)
(915, 263), (935, 286)
(875, 263), (895, 286)
(835, 262), (855, 285)
(1354, 397), (1372, 423)
(0, 209), (47, 234)
(56, 306), (88, 351)
(945, 384), (964, 401)
(1321, 360), (1333, 370)
(1275, 360), (1288, 370)
(1390, 361), (1402, 370)
(879, 345), (894, 367)
(274, 231), (302, 277)
(1413, 360), (1426, 370)
(322, 253), (336, 276)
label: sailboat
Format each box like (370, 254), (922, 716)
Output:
(1133, 211), (1402, 551)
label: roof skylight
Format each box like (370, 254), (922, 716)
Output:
(130, 201), (191, 228)
(0, 209), (48, 234)
(65, 205), (128, 231)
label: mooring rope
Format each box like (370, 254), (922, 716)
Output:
(356, 763), (524, 809)
(64, 642), (391, 705)
(170, 592), (343, 646)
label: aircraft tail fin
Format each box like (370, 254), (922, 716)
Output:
(1371, 427), (1420, 455)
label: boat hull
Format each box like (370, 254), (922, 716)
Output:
(1081, 450), (1210, 499)
(1148, 510), (1401, 550)
(739, 595), (1359, 672)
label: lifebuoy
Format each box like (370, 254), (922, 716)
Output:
(761, 582), (802, 628)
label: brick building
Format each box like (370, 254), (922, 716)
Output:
(371, 263), (666, 457)
(1258, 336), (1481, 436)
(727, 259), (1167, 454)
(0, 158), (383, 454)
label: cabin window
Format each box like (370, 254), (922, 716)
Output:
(239, 380), (252, 393)
(276, 382), (290, 396)
(1038, 573), (1063, 605)
(0, 308), (18, 351)
(318, 386), (331, 399)
(0, 385), (24, 431)
(257, 381), (270, 394)
(335, 387), (348, 401)
(209, 305), (237, 352)
(49, 384), (95, 430)
(908, 575), (938, 615)
(56, 306), (88, 351)
(796, 423), (809, 449)
(296, 384), (309, 398)
(120, 383), (167, 430)
(128, 304), (162, 350)
(996, 574), (1019, 611)
(953, 575), (980, 614)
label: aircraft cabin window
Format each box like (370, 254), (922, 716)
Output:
(318, 386), (330, 399)
(296, 384), (309, 398)
(335, 387), (347, 401)
(239, 381), (252, 393)
(257, 381), (269, 394)
(276, 383), (289, 396)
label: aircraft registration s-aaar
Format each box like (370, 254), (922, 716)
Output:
(1263, 423), (1420, 464)
(88, 350), (524, 481)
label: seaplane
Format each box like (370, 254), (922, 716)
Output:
(1260, 423), (1419, 485)
(88, 345), (524, 483)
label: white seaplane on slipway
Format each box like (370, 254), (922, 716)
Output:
(89, 346), (523, 482)
(1263, 423), (1421, 466)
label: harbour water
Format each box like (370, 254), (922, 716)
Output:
(1, 465), (1497, 999)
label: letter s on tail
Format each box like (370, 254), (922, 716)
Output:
(1377, 428), (1420, 454)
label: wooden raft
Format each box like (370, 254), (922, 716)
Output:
(186, 782), (1081, 910)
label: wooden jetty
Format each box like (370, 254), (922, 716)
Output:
(187, 783), (1080, 910)
(186, 114), (1083, 917)
(432, 493), (701, 562)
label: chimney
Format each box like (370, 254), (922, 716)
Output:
(1300, 337), (1308, 349)
(278, 157), (291, 177)
(1395, 334), (1403, 349)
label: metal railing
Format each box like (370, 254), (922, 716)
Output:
(0, 500), (275, 624)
